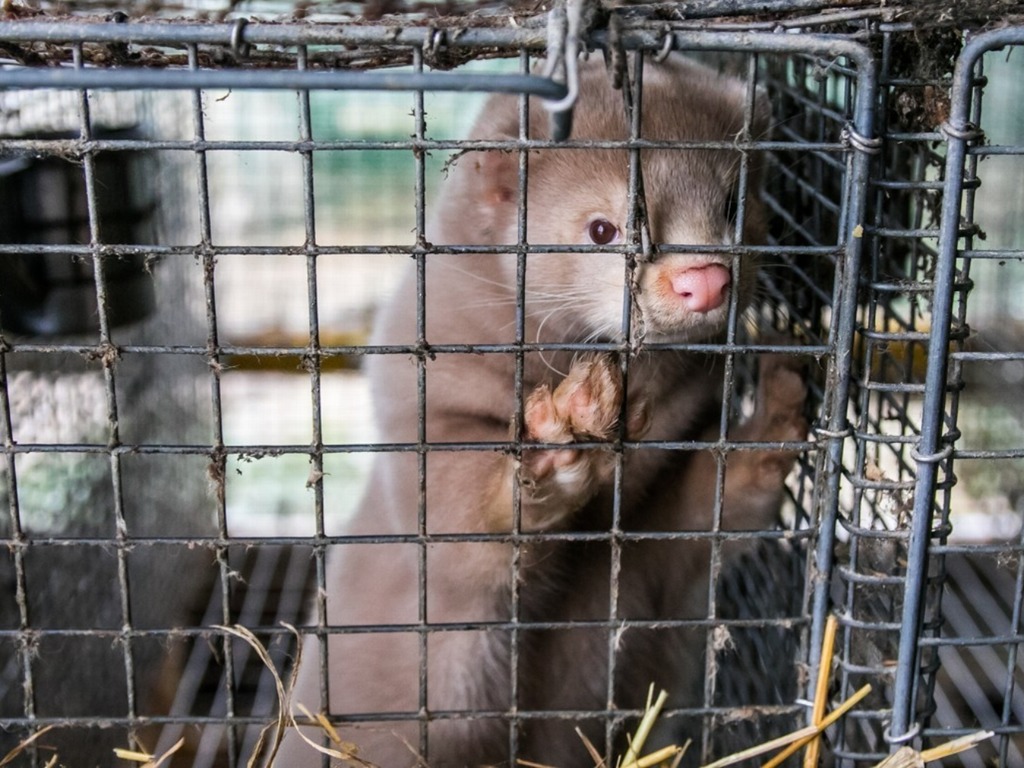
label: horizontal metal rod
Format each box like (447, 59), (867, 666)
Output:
(0, 19), (548, 47)
(0, 699), (806, 730)
(0, 21), (878, 70)
(3, 528), (813, 550)
(0, 242), (842, 259)
(0, 612), (807, 639)
(0, 436), (818, 455)
(961, 248), (1024, 259)
(931, 543), (1024, 556)
(0, 66), (568, 97)
(1, 340), (829, 355)
(954, 447), (1024, 460)
(0, 19), (867, 55)
(0, 135), (841, 153)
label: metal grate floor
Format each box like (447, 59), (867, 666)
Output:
(155, 545), (314, 767)
(930, 552), (1024, 767)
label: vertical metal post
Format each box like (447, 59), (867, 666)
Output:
(888, 26), (1024, 746)
(183, 40), (239, 766)
(411, 43), (433, 762)
(509, 47), (532, 764)
(609, 47), (652, 760)
(805, 45), (879, 694)
(297, 43), (330, 764)
(73, 39), (143, 751)
(0, 314), (36, 757)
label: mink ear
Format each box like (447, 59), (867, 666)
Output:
(442, 143), (520, 241)
(453, 91), (547, 234)
(469, 145), (519, 211)
(466, 92), (530, 214)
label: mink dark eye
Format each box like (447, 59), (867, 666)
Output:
(587, 218), (619, 245)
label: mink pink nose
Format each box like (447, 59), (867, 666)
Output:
(669, 264), (731, 313)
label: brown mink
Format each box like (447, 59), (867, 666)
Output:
(277, 54), (806, 768)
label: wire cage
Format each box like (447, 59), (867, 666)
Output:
(0, 2), (1022, 767)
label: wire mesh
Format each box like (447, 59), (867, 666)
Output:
(0, 6), (1021, 768)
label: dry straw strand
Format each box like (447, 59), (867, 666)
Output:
(290, 703), (369, 763)
(871, 730), (996, 767)
(760, 684), (872, 768)
(0, 725), (56, 767)
(146, 737), (186, 768)
(113, 738), (185, 768)
(700, 724), (821, 768)
(215, 623), (293, 768)
(628, 744), (685, 768)
(804, 615), (839, 768)
(701, 683), (871, 768)
(668, 743), (688, 768)
(216, 622), (377, 767)
(574, 726), (607, 767)
(621, 686), (670, 768)
(873, 746), (925, 768)
(220, 622), (378, 766)
(763, 616), (854, 768)
(919, 730), (995, 761)
(114, 747), (154, 762)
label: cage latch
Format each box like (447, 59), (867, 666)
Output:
(542, 0), (602, 141)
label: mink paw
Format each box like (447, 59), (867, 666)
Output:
(722, 354), (809, 527)
(517, 357), (647, 524)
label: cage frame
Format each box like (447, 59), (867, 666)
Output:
(0, 5), (1022, 766)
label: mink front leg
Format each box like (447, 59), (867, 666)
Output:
(717, 352), (809, 531)
(602, 353), (810, 758)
